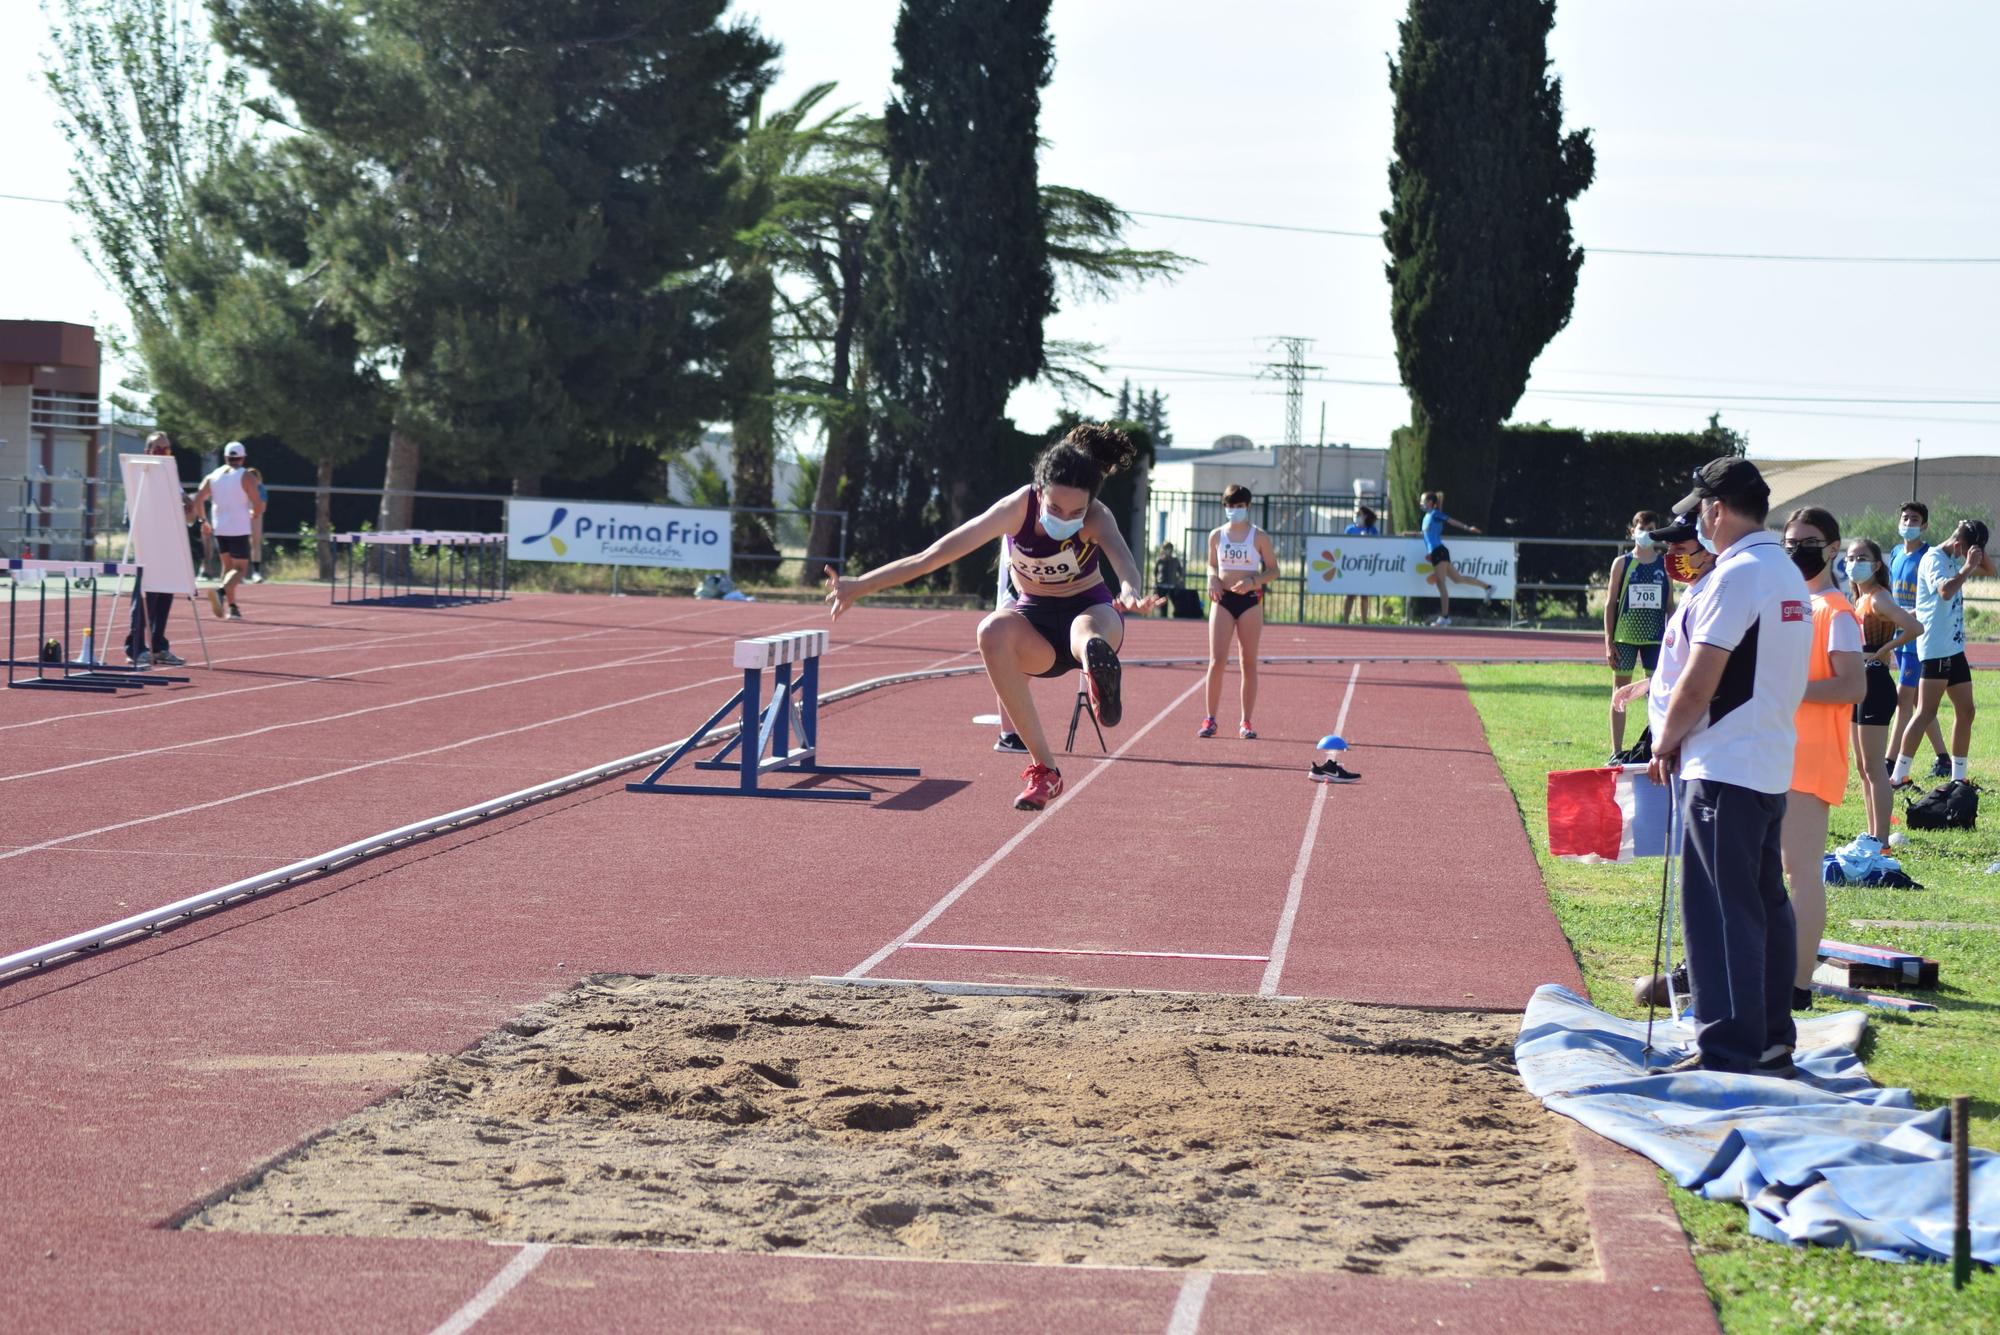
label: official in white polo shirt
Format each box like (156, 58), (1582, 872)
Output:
(1650, 458), (1813, 1075)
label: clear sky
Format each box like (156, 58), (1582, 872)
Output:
(3, 1), (1994, 460)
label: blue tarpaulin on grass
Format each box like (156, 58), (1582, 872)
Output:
(1516, 984), (1999, 1264)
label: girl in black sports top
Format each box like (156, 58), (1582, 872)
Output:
(1200, 484), (1278, 738)
(825, 425), (1160, 811)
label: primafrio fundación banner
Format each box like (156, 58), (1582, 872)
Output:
(1303, 533), (1518, 599)
(507, 499), (732, 571)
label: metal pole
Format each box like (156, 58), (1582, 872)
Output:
(1953, 1093), (1972, 1289)
(1913, 438), (1922, 502)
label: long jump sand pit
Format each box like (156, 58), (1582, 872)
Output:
(187, 975), (1593, 1277)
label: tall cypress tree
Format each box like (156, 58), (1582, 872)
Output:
(863, 0), (1054, 586)
(1381, 0), (1594, 529)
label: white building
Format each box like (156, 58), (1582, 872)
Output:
(1136, 435), (1388, 558)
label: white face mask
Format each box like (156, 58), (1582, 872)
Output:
(1899, 523), (1923, 541)
(1224, 507), (1248, 524)
(1632, 530), (1656, 551)
(1039, 507), (1085, 541)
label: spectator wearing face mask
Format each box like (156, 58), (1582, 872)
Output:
(1842, 537), (1922, 858)
(1891, 517), (1998, 787)
(1604, 510), (1670, 757)
(1778, 506), (1866, 1014)
(1888, 502), (1950, 778)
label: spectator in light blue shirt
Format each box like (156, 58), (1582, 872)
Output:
(1339, 505), (1378, 623)
(1888, 500), (1947, 776)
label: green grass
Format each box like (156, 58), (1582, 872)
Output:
(1460, 663), (1998, 1332)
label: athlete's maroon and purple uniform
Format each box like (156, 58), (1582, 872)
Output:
(1003, 490), (1120, 678)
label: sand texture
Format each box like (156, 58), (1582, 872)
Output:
(188, 975), (1593, 1277)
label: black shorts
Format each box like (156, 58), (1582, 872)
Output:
(1427, 544), (1451, 566)
(1855, 658), (1900, 727)
(1920, 651), (1972, 686)
(1007, 588), (1119, 679)
(215, 533), (251, 559)
(1215, 588), (1262, 619)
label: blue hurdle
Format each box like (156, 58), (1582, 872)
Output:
(625, 630), (920, 801)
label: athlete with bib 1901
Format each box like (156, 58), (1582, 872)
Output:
(824, 425), (1162, 812)
(1198, 484), (1278, 740)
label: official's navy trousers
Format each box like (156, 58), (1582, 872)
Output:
(1680, 778), (1797, 1070)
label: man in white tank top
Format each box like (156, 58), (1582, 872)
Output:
(194, 441), (265, 619)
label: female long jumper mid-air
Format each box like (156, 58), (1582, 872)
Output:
(824, 424), (1162, 811)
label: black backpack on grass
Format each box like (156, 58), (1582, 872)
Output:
(1906, 779), (1978, 831)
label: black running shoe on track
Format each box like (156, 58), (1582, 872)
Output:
(1309, 759), (1361, 784)
(1083, 636), (1122, 728)
(994, 731), (1027, 753)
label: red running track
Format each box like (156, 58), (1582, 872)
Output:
(0, 586), (1714, 1333)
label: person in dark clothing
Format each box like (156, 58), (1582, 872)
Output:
(124, 432), (192, 668)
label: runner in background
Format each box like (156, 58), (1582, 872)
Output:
(1404, 490), (1494, 627)
(826, 424), (1161, 811)
(1842, 538), (1921, 858)
(1604, 510), (1668, 757)
(1198, 485), (1278, 739)
(193, 441), (265, 619)
(1778, 507), (1865, 1013)
(1338, 505), (1379, 624)
(1889, 501), (1949, 778)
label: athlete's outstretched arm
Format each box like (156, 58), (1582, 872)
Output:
(824, 487), (1026, 618)
(1088, 501), (1165, 612)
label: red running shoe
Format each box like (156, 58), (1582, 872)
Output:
(1014, 763), (1064, 811)
(1083, 636), (1122, 727)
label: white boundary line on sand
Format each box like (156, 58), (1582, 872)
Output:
(841, 676), (1205, 980)
(1164, 1270), (1214, 1335)
(1257, 663), (1361, 997)
(428, 1243), (550, 1335)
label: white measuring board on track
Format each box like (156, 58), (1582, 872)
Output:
(733, 630), (828, 669)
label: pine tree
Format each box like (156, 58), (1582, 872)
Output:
(1116, 379), (1133, 421)
(1147, 388), (1172, 447)
(864, 0), (1055, 587)
(1381, 0), (1594, 530)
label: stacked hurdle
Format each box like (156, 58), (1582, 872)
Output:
(626, 630), (920, 801)
(331, 530), (508, 607)
(5, 559), (188, 694)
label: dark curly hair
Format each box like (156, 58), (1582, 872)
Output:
(1034, 423), (1136, 498)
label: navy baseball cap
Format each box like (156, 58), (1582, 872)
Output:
(1673, 457), (1768, 516)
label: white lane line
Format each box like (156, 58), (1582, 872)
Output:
(844, 674), (1206, 979)
(1257, 662), (1359, 997)
(0, 605), (732, 736)
(1, 612), (948, 862)
(903, 943), (1267, 962)
(1165, 1270), (1213, 1335)
(429, 1243), (550, 1335)
(0, 626), (793, 783)
(0, 674), (741, 863)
